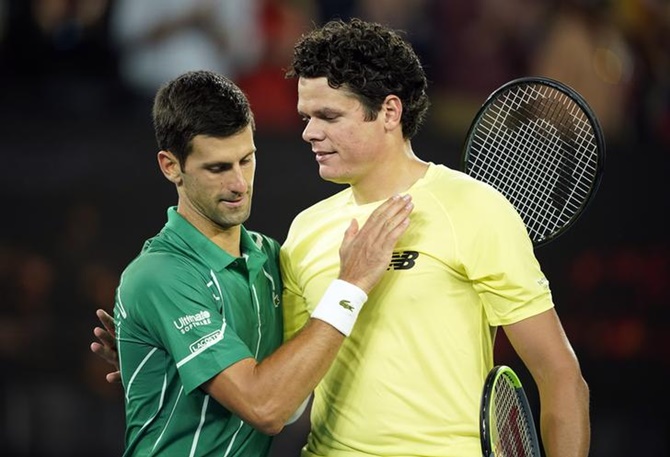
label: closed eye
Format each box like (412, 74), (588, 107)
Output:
(206, 164), (231, 173)
(299, 109), (340, 122)
(204, 153), (255, 173)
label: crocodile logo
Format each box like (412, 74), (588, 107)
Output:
(339, 299), (355, 311)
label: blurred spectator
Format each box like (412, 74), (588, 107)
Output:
(109, 0), (264, 112)
(236, 0), (316, 133)
(430, 0), (550, 140)
(528, 0), (635, 143)
(354, 0), (435, 80)
(614, 0), (670, 146)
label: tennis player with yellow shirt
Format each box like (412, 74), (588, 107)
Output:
(280, 18), (590, 457)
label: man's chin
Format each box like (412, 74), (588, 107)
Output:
(318, 169), (347, 184)
(216, 209), (251, 228)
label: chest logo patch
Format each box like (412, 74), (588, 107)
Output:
(387, 250), (419, 270)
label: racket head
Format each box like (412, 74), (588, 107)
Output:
(480, 365), (541, 457)
(462, 77), (606, 247)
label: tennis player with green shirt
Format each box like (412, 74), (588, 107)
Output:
(278, 19), (590, 457)
(100, 69), (413, 456)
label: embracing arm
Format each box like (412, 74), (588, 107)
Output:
(504, 308), (590, 457)
(203, 318), (343, 434)
(202, 194), (412, 434)
(91, 308), (335, 432)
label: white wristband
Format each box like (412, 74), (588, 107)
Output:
(310, 279), (368, 336)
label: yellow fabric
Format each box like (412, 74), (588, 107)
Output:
(280, 163), (554, 457)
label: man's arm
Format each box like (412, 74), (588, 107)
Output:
(503, 308), (590, 457)
(203, 194), (413, 434)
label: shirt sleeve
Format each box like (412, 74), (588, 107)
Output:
(456, 183), (555, 326)
(280, 245), (311, 342)
(120, 254), (254, 394)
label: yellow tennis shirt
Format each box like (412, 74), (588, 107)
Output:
(281, 163), (554, 457)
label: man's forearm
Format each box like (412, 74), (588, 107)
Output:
(203, 318), (345, 435)
(539, 376), (590, 457)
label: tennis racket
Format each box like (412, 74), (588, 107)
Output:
(461, 77), (605, 247)
(480, 365), (541, 457)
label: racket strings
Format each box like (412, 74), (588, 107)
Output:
(480, 87), (595, 211)
(480, 110), (568, 237)
(492, 377), (536, 456)
(466, 83), (600, 243)
(476, 114), (563, 230)
(481, 86), (596, 218)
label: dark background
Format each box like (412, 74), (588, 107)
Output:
(1, 0), (668, 456)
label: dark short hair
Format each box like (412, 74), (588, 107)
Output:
(152, 70), (255, 167)
(286, 18), (430, 139)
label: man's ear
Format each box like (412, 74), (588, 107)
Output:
(157, 150), (183, 185)
(382, 94), (403, 132)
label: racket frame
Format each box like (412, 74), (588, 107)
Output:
(461, 76), (606, 248)
(480, 365), (541, 457)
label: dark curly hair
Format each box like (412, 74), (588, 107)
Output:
(152, 70), (255, 168)
(286, 18), (430, 139)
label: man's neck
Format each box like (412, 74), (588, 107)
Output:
(177, 205), (242, 257)
(351, 156), (429, 205)
(209, 230), (242, 258)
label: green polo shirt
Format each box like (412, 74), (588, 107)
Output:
(114, 207), (283, 457)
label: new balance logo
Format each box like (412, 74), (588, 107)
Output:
(388, 250), (419, 270)
(339, 300), (354, 311)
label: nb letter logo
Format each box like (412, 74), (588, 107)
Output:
(388, 250), (419, 270)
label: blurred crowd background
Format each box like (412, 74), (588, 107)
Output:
(0, 0), (668, 456)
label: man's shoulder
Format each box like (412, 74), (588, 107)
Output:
(426, 163), (478, 188)
(425, 163), (510, 203)
(122, 246), (200, 289)
(118, 217), (185, 282)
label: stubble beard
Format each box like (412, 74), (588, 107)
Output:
(214, 200), (252, 229)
